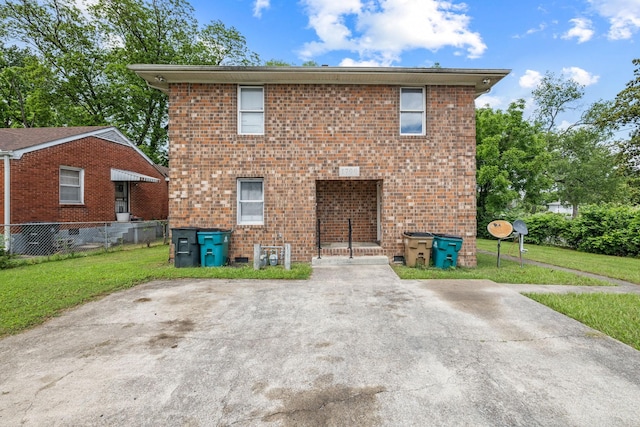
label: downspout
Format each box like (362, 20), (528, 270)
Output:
(1, 151), (11, 252)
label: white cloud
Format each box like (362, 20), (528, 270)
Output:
(340, 57), (386, 67)
(561, 18), (594, 43)
(475, 94), (503, 109)
(253, 0), (270, 18)
(299, 0), (486, 63)
(588, 0), (640, 40)
(562, 66), (600, 86)
(519, 70), (543, 89)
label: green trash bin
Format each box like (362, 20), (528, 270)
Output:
(197, 229), (231, 267)
(432, 234), (463, 269)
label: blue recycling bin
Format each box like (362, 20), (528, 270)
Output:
(197, 229), (231, 267)
(432, 234), (463, 269)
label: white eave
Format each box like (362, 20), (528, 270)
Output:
(111, 168), (160, 183)
(128, 65), (510, 97)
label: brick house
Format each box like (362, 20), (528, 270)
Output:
(0, 126), (168, 226)
(131, 66), (508, 266)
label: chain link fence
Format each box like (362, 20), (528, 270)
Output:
(1, 221), (168, 258)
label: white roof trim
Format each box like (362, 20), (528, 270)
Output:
(111, 168), (160, 183)
(10, 127), (156, 166)
(128, 65), (511, 97)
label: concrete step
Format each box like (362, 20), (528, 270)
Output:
(312, 255), (390, 266)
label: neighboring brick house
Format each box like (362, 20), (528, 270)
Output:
(0, 126), (168, 226)
(131, 66), (508, 267)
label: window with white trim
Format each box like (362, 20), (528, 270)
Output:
(60, 167), (84, 204)
(400, 87), (425, 135)
(237, 178), (264, 225)
(238, 86), (264, 135)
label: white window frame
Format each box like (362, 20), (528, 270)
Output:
(237, 178), (264, 225)
(400, 87), (426, 135)
(59, 166), (84, 204)
(238, 86), (264, 135)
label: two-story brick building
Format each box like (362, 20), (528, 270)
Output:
(131, 66), (508, 266)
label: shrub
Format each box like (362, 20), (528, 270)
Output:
(480, 204), (640, 258)
(523, 212), (571, 246)
(569, 204), (640, 256)
(0, 244), (14, 269)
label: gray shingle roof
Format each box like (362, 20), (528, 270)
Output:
(0, 126), (111, 151)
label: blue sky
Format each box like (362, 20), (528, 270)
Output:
(189, 0), (640, 127)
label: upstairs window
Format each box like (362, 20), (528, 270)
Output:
(60, 167), (84, 204)
(400, 87), (425, 135)
(237, 178), (264, 225)
(238, 86), (264, 135)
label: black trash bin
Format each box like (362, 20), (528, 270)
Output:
(171, 227), (200, 268)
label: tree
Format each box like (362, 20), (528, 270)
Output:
(551, 127), (626, 217)
(532, 73), (627, 215)
(602, 58), (640, 204)
(476, 100), (552, 227)
(532, 71), (585, 132)
(0, 0), (261, 164)
(0, 45), (58, 127)
(0, 0), (110, 126)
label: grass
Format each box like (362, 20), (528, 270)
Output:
(524, 293), (640, 351)
(0, 244), (311, 337)
(478, 238), (640, 285)
(393, 252), (613, 286)
(3, 240), (639, 350)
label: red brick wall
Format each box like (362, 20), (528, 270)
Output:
(317, 180), (378, 243)
(168, 83), (477, 266)
(0, 137), (168, 224)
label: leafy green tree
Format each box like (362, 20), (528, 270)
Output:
(476, 100), (552, 228)
(532, 71), (585, 132)
(0, 0), (109, 126)
(0, 0), (261, 164)
(0, 45), (57, 127)
(532, 73), (627, 215)
(551, 127), (626, 217)
(601, 58), (640, 204)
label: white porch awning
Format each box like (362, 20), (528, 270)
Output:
(110, 168), (160, 183)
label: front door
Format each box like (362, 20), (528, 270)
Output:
(114, 181), (129, 213)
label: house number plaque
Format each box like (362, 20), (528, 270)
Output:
(339, 166), (360, 177)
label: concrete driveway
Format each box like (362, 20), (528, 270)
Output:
(1, 265), (640, 426)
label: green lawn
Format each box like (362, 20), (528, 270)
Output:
(0, 244), (310, 336)
(2, 241), (640, 352)
(525, 293), (640, 351)
(478, 238), (640, 284)
(393, 252), (612, 286)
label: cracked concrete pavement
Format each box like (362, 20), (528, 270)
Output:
(1, 264), (640, 426)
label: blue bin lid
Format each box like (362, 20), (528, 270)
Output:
(433, 233), (463, 240)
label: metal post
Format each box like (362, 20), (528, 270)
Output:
(284, 243), (291, 270)
(317, 218), (321, 259)
(348, 218), (353, 259)
(2, 151), (11, 252)
(497, 238), (502, 268)
(254, 244), (261, 270)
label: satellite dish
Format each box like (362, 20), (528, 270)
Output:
(487, 220), (513, 239)
(513, 219), (528, 235)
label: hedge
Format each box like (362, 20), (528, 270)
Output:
(493, 205), (640, 257)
